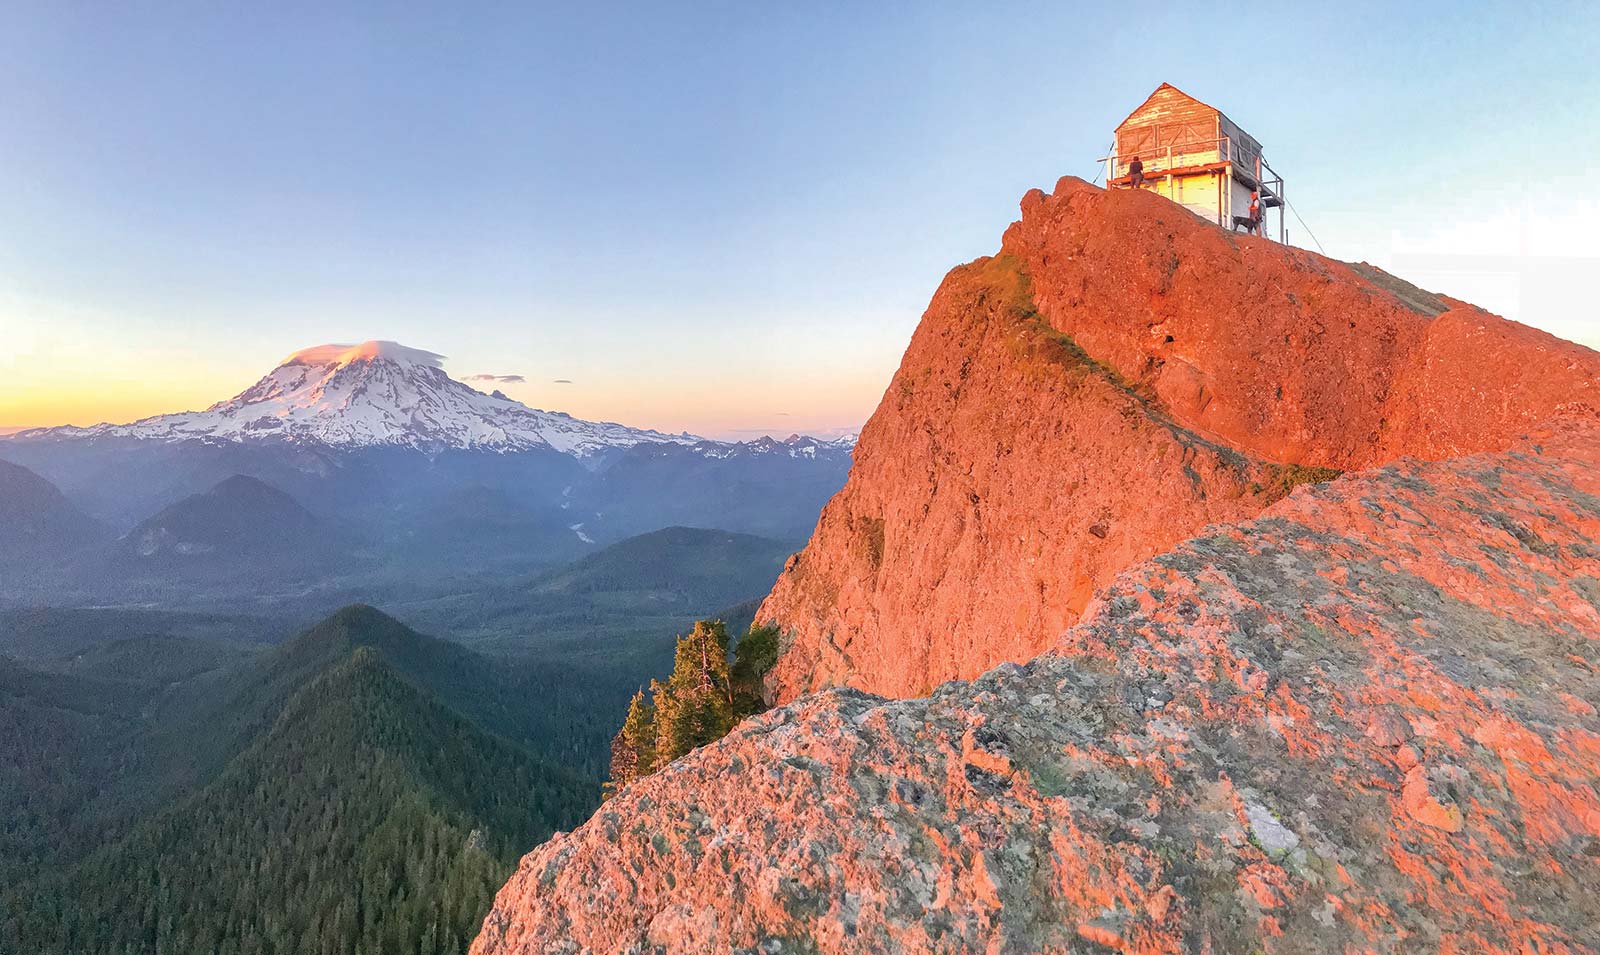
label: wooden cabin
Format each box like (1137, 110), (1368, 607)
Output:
(1105, 83), (1285, 240)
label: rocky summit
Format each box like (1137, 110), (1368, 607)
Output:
(757, 177), (1600, 703)
(473, 417), (1600, 954)
(470, 178), (1600, 954)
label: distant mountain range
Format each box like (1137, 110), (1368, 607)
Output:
(14, 339), (856, 461)
(0, 521), (792, 955)
(0, 340), (854, 605)
(17, 340), (702, 456)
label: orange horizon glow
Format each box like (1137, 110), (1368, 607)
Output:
(0, 370), (880, 441)
(0, 386), (228, 432)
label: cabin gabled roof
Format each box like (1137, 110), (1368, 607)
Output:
(1115, 82), (1249, 141)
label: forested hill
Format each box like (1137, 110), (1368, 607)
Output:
(0, 605), (597, 955)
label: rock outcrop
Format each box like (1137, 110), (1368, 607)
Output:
(757, 177), (1600, 702)
(473, 416), (1600, 954)
(471, 177), (1600, 954)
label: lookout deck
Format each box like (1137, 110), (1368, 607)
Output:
(1102, 83), (1286, 240)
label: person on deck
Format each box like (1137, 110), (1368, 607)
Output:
(1128, 155), (1144, 188)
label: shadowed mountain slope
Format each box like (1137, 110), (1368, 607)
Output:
(0, 458), (107, 567)
(2, 605), (597, 955)
(116, 473), (335, 562)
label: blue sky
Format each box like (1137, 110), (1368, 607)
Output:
(2, 1), (1596, 437)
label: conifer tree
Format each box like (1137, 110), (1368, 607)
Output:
(604, 689), (657, 797)
(730, 624), (780, 718)
(624, 688), (658, 777)
(646, 676), (675, 767)
(608, 620), (787, 791)
(657, 620), (734, 764)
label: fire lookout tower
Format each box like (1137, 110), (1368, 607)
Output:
(1103, 83), (1286, 241)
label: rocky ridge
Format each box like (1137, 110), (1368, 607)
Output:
(472, 414), (1600, 955)
(757, 177), (1600, 702)
(470, 175), (1600, 954)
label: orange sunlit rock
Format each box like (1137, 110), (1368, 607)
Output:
(471, 180), (1600, 954)
(472, 420), (1600, 954)
(757, 178), (1600, 704)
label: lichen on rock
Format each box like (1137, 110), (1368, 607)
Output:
(472, 418), (1600, 954)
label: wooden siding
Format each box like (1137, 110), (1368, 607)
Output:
(1115, 85), (1222, 173)
(1111, 85), (1275, 233)
(1132, 170), (1227, 226)
(1175, 170), (1225, 225)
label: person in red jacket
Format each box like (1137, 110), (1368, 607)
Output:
(1247, 191), (1262, 235)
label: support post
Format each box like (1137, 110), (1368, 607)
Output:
(1225, 164), (1232, 224)
(1280, 181), (1286, 243)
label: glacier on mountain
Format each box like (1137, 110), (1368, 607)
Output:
(20, 340), (702, 458)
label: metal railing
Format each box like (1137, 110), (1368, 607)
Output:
(1095, 135), (1287, 242)
(1098, 136), (1255, 184)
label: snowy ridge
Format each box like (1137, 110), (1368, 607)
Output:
(280, 341), (447, 368)
(22, 340), (702, 458)
(692, 433), (857, 460)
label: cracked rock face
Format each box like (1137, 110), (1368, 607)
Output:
(472, 418), (1600, 955)
(756, 178), (1600, 704)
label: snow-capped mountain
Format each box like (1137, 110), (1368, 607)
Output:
(3, 341), (859, 547)
(692, 434), (857, 460)
(22, 341), (702, 458)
